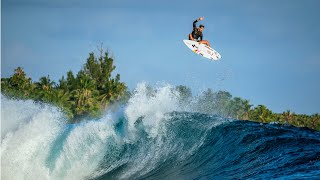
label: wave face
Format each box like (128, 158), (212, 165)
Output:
(1, 83), (320, 180)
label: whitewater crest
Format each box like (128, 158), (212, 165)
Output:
(1, 96), (117, 180)
(125, 82), (181, 138)
(2, 83), (320, 180)
(0, 83), (194, 180)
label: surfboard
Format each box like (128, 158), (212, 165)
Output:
(183, 40), (221, 61)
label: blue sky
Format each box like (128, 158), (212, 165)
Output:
(2, 0), (320, 114)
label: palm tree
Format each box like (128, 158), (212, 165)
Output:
(72, 72), (99, 116)
(51, 89), (73, 118)
(250, 105), (274, 123)
(98, 74), (127, 109)
(240, 100), (252, 120)
(34, 76), (56, 102)
(310, 113), (320, 130)
(7, 67), (33, 98)
(10, 67), (27, 86)
(57, 76), (68, 91)
(281, 110), (295, 124)
(66, 71), (77, 92)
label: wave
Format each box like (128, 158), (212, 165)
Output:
(1, 83), (320, 180)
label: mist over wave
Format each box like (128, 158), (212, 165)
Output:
(1, 82), (320, 180)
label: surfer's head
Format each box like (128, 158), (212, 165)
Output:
(199, 25), (205, 32)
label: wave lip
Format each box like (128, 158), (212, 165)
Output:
(1, 96), (117, 180)
(94, 112), (320, 180)
(1, 83), (320, 180)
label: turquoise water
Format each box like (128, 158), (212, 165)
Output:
(1, 83), (320, 180)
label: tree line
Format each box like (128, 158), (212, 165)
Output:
(175, 85), (320, 131)
(1, 51), (319, 130)
(1, 51), (129, 123)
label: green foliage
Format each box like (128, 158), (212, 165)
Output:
(1, 51), (129, 122)
(1, 67), (34, 99)
(175, 87), (320, 131)
(1, 52), (319, 130)
(249, 105), (274, 123)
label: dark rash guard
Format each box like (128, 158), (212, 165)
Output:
(190, 20), (203, 41)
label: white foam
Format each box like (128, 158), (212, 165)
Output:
(1, 97), (64, 180)
(51, 118), (116, 180)
(0, 82), (206, 180)
(1, 97), (117, 180)
(124, 82), (180, 138)
(1, 96), (43, 138)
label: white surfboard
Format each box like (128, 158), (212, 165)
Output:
(183, 40), (221, 61)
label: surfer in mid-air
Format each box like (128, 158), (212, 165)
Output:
(189, 16), (211, 47)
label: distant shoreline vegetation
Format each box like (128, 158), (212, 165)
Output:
(175, 85), (320, 131)
(1, 51), (130, 123)
(1, 51), (319, 130)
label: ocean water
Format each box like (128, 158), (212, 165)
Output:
(1, 83), (320, 180)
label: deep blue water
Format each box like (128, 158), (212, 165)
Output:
(94, 112), (320, 180)
(2, 89), (320, 180)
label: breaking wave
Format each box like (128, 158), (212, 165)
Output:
(1, 83), (320, 180)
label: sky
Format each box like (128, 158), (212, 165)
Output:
(2, 0), (320, 114)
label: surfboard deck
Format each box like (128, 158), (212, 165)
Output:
(183, 40), (221, 61)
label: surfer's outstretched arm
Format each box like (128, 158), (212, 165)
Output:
(193, 16), (204, 28)
(193, 20), (198, 28)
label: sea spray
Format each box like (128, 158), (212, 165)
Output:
(1, 96), (65, 180)
(1, 96), (117, 180)
(1, 83), (320, 180)
(125, 82), (181, 138)
(1, 83), (187, 180)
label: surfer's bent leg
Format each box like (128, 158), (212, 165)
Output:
(189, 34), (194, 40)
(200, 40), (210, 47)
